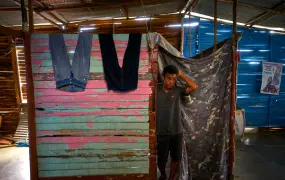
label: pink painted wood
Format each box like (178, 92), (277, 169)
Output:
(36, 102), (149, 109)
(35, 88), (152, 96)
(36, 109), (148, 116)
(35, 94), (150, 103)
(34, 80), (152, 89)
(32, 34), (153, 177)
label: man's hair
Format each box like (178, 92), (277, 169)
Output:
(162, 65), (179, 76)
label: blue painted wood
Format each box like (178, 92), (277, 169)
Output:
(182, 18), (285, 127)
(31, 33), (153, 178)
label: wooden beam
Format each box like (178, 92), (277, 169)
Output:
(13, 0), (61, 29)
(123, 6), (129, 19)
(34, 0), (66, 25)
(23, 31), (38, 180)
(245, 1), (285, 26)
(0, 8), (21, 12)
(28, 0), (34, 33)
(37, 13), (62, 29)
(229, 0), (237, 179)
(0, 25), (23, 37)
(182, 0), (200, 17)
(36, 0), (155, 12)
(80, 0), (92, 11)
(214, 0), (218, 51)
(20, 0), (28, 31)
(218, 0), (285, 15)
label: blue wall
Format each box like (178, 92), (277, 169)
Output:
(183, 18), (285, 127)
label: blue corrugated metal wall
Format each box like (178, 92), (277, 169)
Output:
(183, 18), (285, 127)
(269, 34), (285, 126)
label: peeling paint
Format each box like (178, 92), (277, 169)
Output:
(32, 34), (153, 177)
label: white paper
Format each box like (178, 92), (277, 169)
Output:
(260, 62), (283, 95)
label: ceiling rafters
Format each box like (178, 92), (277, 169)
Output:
(34, 0), (68, 26)
(218, 0), (285, 15)
(245, 1), (285, 27)
(11, 0), (61, 29)
(35, 0), (156, 12)
(80, 0), (92, 11)
(0, 25), (23, 37)
(0, 8), (21, 12)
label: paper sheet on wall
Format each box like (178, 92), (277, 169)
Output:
(260, 62), (283, 95)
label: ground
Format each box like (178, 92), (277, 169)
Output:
(0, 147), (30, 180)
(234, 132), (285, 180)
(1, 132), (285, 180)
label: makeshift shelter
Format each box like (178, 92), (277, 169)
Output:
(149, 33), (239, 180)
(0, 0), (247, 179)
(25, 30), (237, 180)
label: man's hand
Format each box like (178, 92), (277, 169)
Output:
(178, 70), (198, 94)
(177, 70), (184, 78)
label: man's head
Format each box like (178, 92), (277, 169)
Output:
(162, 65), (179, 89)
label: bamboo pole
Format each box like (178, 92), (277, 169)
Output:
(229, 0), (238, 179)
(214, 0), (218, 51)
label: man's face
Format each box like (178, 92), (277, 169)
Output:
(162, 73), (177, 89)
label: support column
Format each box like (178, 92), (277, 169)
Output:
(229, 0), (238, 179)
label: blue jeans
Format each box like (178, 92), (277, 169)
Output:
(49, 33), (93, 92)
(98, 34), (142, 92)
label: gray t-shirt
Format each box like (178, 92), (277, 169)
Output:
(156, 85), (187, 135)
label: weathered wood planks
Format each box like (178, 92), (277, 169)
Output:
(31, 34), (153, 178)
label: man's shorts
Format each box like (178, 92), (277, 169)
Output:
(157, 134), (183, 164)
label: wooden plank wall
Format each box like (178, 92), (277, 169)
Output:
(16, 45), (28, 102)
(0, 36), (21, 137)
(31, 34), (156, 178)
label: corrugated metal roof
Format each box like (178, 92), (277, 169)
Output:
(0, 0), (184, 26)
(193, 0), (285, 29)
(0, 0), (284, 30)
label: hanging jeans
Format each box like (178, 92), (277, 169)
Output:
(99, 34), (142, 92)
(49, 33), (93, 92)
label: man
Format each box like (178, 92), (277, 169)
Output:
(157, 65), (198, 180)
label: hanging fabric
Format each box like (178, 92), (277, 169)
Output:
(99, 34), (142, 92)
(49, 33), (93, 92)
(149, 32), (238, 180)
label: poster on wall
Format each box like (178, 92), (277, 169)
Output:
(260, 62), (283, 95)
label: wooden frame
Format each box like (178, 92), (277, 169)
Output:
(0, 25), (23, 38)
(24, 32), (38, 180)
(229, 0), (238, 179)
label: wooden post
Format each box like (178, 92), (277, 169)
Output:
(189, 10), (192, 57)
(229, 0), (238, 179)
(28, 0), (34, 33)
(20, 0), (28, 31)
(24, 31), (38, 180)
(180, 16), (184, 54)
(214, 0), (218, 51)
(21, 0), (38, 179)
